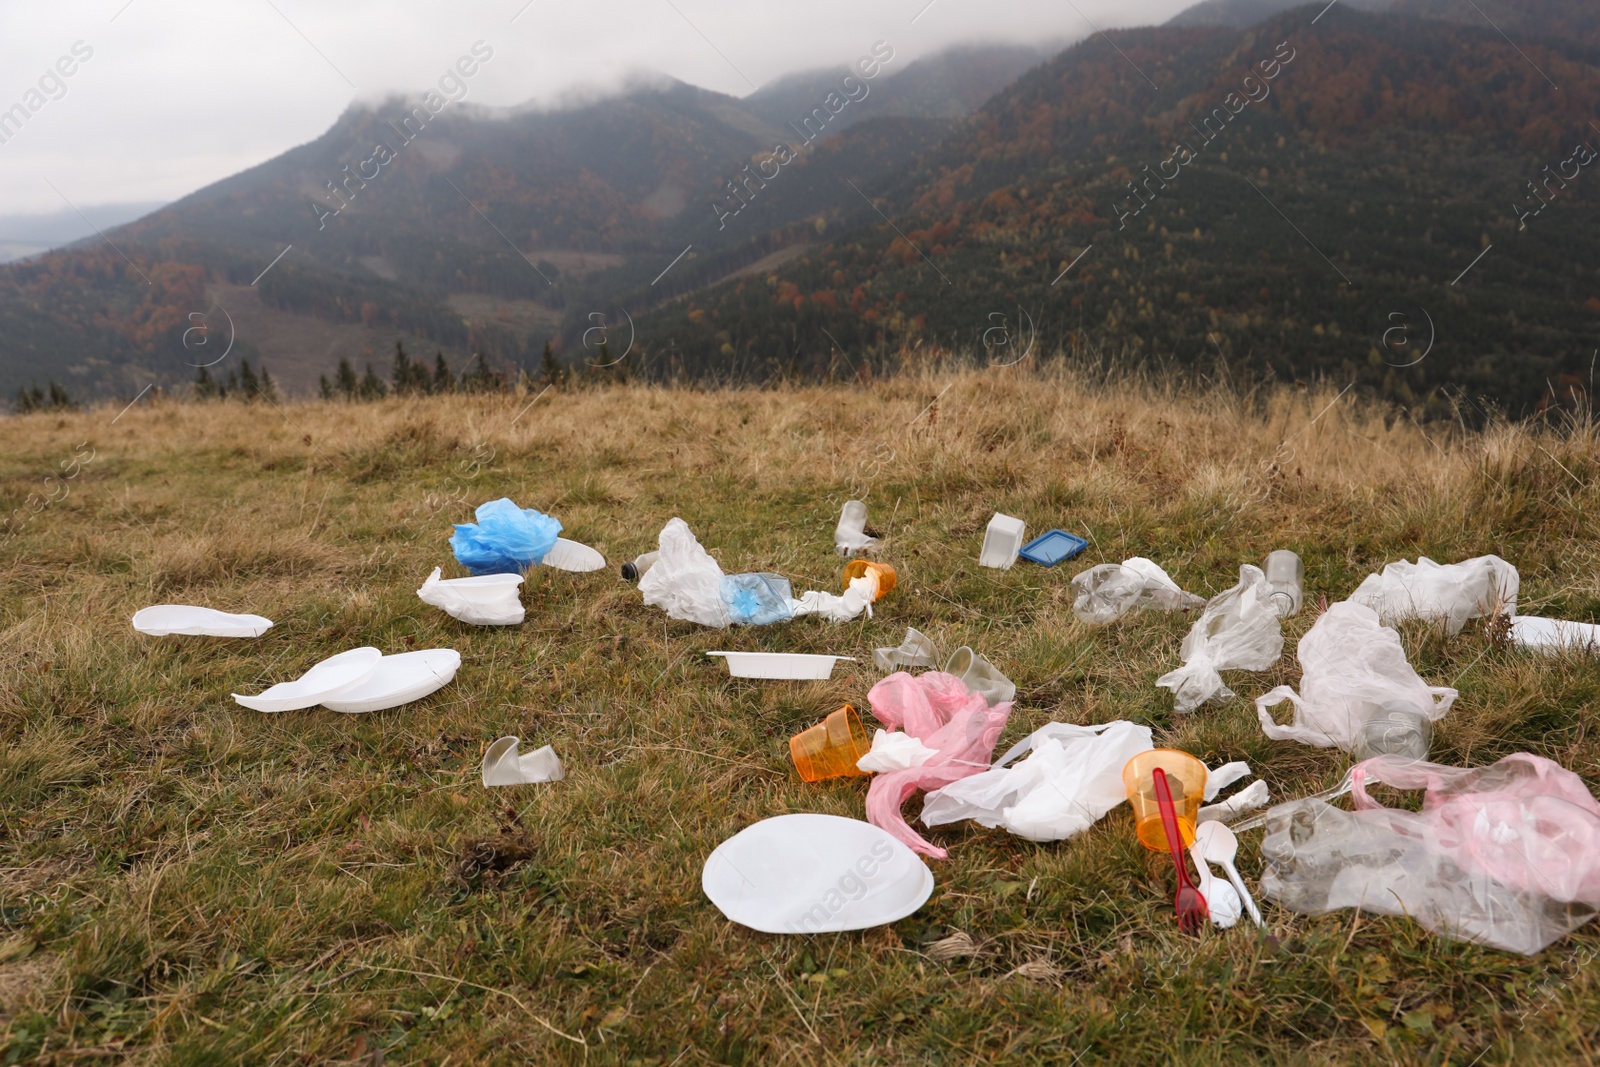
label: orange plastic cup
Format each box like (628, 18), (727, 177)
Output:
(842, 560), (896, 601)
(790, 705), (871, 782)
(1122, 749), (1209, 852)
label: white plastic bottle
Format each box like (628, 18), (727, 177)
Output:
(620, 551), (659, 582)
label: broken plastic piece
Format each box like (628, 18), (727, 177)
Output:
(481, 736), (565, 786)
(1350, 554), (1519, 635)
(836, 500), (879, 556)
(233, 647), (382, 713)
(321, 649), (460, 713)
(1510, 616), (1600, 654)
(132, 605), (274, 638)
(542, 537), (606, 572)
(978, 513), (1027, 569)
(417, 567), (525, 626)
(1070, 557), (1206, 625)
(1018, 530), (1089, 567)
(856, 729), (937, 773)
(873, 628), (939, 672)
(1156, 564), (1284, 713)
(706, 651), (854, 680)
(944, 647), (1015, 707)
(451, 498), (562, 575)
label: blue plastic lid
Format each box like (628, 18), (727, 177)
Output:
(1018, 529), (1089, 567)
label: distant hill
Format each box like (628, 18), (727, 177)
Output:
(1168, 0), (1391, 26)
(0, 202), (168, 264)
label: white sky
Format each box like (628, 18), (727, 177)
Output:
(0, 0), (1194, 216)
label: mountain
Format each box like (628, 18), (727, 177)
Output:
(1168, 0), (1391, 27)
(0, 202), (169, 264)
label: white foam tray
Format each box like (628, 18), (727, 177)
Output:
(706, 651), (855, 680)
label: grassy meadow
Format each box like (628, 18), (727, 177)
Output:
(2, 365), (1599, 1065)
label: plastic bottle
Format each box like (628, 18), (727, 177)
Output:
(1264, 550), (1304, 617)
(620, 551), (660, 582)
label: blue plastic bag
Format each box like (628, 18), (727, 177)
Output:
(721, 573), (795, 626)
(451, 498), (562, 575)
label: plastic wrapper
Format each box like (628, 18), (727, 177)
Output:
(416, 567), (525, 626)
(1260, 753), (1600, 954)
(450, 498), (562, 575)
(1256, 600), (1456, 752)
(721, 573), (795, 626)
(862, 671), (1012, 859)
(1350, 555), (1519, 635)
(790, 573), (875, 623)
(856, 729), (937, 773)
(874, 628), (939, 672)
(1071, 557), (1206, 625)
(1156, 564), (1285, 712)
(638, 518), (733, 627)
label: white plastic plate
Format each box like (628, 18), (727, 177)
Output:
(321, 649), (462, 713)
(705, 652), (855, 680)
(543, 538), (606, 572)
(133, 605), (274, 638)
(702, 813), (934, 934)
(1511, 616), (1600, 654)
(233, 647), (382, 713)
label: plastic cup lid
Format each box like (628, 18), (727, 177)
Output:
(132, 605), (274, 638)
(233, 647), (382, 713)
(320, 649), (461, 713)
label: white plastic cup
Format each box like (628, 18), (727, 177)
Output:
(1264, 550), (1304, 617)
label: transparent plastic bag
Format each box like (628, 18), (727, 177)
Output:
(1260, 753), (1600, 954)
(1157, 564), (1284, 712)
(722, 573), (795, 626)
(1256, 600), (1456, 754)
(873, 628), (939, 672)
(638, 518), (732, 627)
(450, 498), (562, 575)
(1349, 555), (1519, 636)
(1071, 557), (1206, 625)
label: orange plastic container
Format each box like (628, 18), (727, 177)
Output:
(1122, 749), (1208, 851)
(790, 705), (871, 782)
(842, 560), (897, 601)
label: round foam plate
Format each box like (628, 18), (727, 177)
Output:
(233, 647), (382, 713)
(321, 649), (462, 713)
(702, 813), (934, 934)
(133, 605), (274, 638)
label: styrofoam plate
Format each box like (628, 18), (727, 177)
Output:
(233, 647), (382, 712)
(702, 813), (934, 934)
(706, 652), (855, 679)
(133, 605), (274, 638)
(321, 648), (462, 713)
(1511, 616), (1600, 654)
(543, 538), (606, 572)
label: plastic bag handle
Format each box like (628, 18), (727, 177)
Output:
(1424, 685), (1459, 720)
(1253, 685), (1341, 748)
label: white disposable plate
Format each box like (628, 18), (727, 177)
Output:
(431, 572), (524, 598)
(233, 647), (382, 713)
(702, 813), (934, 934)
(543, 538), (606, 572)
(321, 649), (462, 713)
(706, 652), (855, 680)
(1511, 616), (1600, 654)
(133, 605), (274, 638)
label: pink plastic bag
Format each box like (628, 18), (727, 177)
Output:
(863, 671), (1012, 859)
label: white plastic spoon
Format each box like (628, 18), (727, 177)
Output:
(1193, 821), (1265, 929)
(1189, 841), (1242, 927)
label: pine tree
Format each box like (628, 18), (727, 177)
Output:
(432, 352), (453, 393)
(259, 366), (278, 402)
(335, 358), (358, 399)
(319, 374), (334, 401)
(193, 367), (218, 400)
(459, 352), (501, 394)
(392, 341), (423, 396)
(239, 360), (260, 400)
(14, 383), (43, 413)
(359, 362), (388, 400)
(45, 381), (74, 410)
(538, 340), (566, 388)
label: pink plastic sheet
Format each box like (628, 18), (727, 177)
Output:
(863, 671), (1012, 859)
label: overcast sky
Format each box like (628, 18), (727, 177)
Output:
(0, 0), (1194, 217)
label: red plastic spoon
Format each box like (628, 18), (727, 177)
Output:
(1153, 767), (1208, 934)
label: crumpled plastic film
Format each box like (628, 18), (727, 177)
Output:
(1156, 564), (1285, 712)
(721, 573), (795, 626)
(450, 498), (562, 575)
(835, 500), (879, 556)
(417, 567), (526, 626)
(790, 573), (876, 623)
(856, 729), (937, 773)
(638, 518), (733, 627)
(1070, 556), (1206, 625)
(1260, 753), (1600, 954)
(1349, 555), (1519, 635)
(873, 628), (939, 672)
(1255, 600), (1457, 752)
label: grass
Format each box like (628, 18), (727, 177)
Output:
(2, 363), (1599, 1065)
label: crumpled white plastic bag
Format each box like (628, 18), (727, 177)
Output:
(790, 573), (876, 623)
(417, 567), (526, 626)
(1157, 564), (1285, 712)
(1349, 555), (1519, 636)
(1071, 557), (1206, 625)
(856, 729), (937, 773)
(639, 518), (732, 627)
(1255, 600), (1457, 751)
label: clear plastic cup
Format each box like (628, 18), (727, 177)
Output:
(1264, 550), (1304, 617)
(1354, 702), (1432, 761)
(842, 560), (896, 601)
(789, 705), (871, 782)
(943, 647), (1015, 706)
(1122, 749), (1209, 851)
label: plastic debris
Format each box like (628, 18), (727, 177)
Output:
(417, 567), (525, 626)
(1510, 616), (1600, 654)
(835, 500), (879, 556)
(789, 572), (877, 622)
(705, 651), (854, 680)
(978, 513), (1027, 569)
(721, 572), (795, 625)
(790, 705), (871, 781)
(482, 736), (565, 786)
(1193, 821), (1265, 928)
(1070, 557), (1206, 625)
(620, 550), (660, 582)
(1255, 600), (1456, 756)
(450, 498), (562, 575)
(1263, 549), (1304, 617)
(856, 729), (937, 773)
(320, 649), (460, 713)
(863, 671), (1013, 859)
(542, 538), (607, 572)
(132, 605), (273, 638)
(944, 646), (1016, 707)
(233, 647), (382, 713)
(1260, 753), (1600, 954)
(1350, 554), (1519, 635)
(1199, 780), (1272, 824)
(1156, 565), (1285, 712)
(1190, 840), (1243, 927)
(1018, 529), (1089, 567)
(873, 627), (939, 672)
(702, 813), (934, 933)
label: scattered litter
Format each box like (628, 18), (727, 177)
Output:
(1156, 564), (1284, 712)
(1350, 554), (1519, 635)
(1070, 557), (1206, 625)
(1199, 780), (1271, 824)
(702, 813), (934, 934)
(451, 498), (562, 575)
(790, 705), (871, 781)
(1263, 549), (1304, 617)
(1123, 749), (1208, 852)
(856, 729), (937, 773)
(789, 571), (878, 622)
(1135, 757), (1208, 933)
(978, 513), (1027, 570)
(1510, 615), (1600, 654)
(944, 646), (1015, 707)
(1259, 753), (1600, 954)
(722, 573), (796, 625)
(417, 567), (525, 626)
(1255, 600), (1456, 757)
(132, 605), (273, 638)
(482, 736), (565, 786)
(707, 651), (855, 680)
(863, 671), (1012, 859)
(843, 560), (896, 600)
(873, 627), (939, 672)
(1190, 837), (1243, 928)
(542, 538), (607, 573)
(233, 647), (383, 712)
(836, 499), (879, 556)
(620, 550), (659, 582)
(1192, 821), (1264, 929)
(320, 649), (461, 713)
(1018, 529), (1089, 567)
